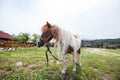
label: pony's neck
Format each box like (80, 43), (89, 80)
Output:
(54, 26), (62, 43)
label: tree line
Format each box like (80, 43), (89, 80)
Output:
(12, 32), (120, 47)
(82, 38), (120, 48)
(94, 38), (120, 46)
(12, 32), (40, 43)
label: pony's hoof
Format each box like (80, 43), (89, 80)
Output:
(73, 68), (76, 72)
(62, 70), (66, 74)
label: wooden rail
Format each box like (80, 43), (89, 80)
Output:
(0, 41), (35, 50)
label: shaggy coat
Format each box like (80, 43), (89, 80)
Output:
(39, 22), (81, 74)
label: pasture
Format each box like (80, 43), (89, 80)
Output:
(0, 47), (120, 80)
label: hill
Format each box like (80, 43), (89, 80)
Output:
(82, 38), (120, 48)
(94, 38), (120, 46)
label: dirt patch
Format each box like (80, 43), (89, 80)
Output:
(23, 61), (45, 71)
(118, 58), (120, 60)
(103, 73), (110, 80)
(48, 70), (55, 74)
(0, 69), (6, 76)
(0, 68), (11, 78)
(83, 48), (101, 54)
(112, 54), (120, 56)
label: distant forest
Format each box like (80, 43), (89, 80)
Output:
(94, 38), (120, 46)
(82, 38), (120, 48)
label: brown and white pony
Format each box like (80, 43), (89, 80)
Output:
(38, 22), (81, 74)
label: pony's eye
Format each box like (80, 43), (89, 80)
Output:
(43, 31), (47, 35)
(45, 31), (48, 34)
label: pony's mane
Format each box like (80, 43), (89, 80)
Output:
(41, 24), (59, 32)
(41, 24), (48, 32)
(41, 23), (79, 40)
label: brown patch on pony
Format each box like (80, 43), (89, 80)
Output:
(67, 45), (81, 54)
(67, 45), (74, 53)
(51, 25), (62, 42)
(41, 24), (49, 32)
(73, 35), (78, 38)
(51, 25), (58, 38)
(41, 22), (53, 32)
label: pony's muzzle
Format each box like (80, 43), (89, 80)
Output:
(37, 40), (45, 47)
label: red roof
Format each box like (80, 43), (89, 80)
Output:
(0, 31), (12, 40)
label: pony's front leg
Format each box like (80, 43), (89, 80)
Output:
(56, 44), (62, 64)
(62, 51), (66, 74)
(72, 51), (76, 72)
(57, 45), (62, 60)
(78, 48), (81, 66)
(78, 53), (81, 66)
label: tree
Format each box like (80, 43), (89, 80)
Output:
(12, 33), (40, 43)
(18, 32), (30, 42)
(31, 33), (40, 43)
(12, 32), (30, 42)
(12, 34), (18, 41)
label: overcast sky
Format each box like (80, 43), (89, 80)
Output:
(0, 0), (120, 39)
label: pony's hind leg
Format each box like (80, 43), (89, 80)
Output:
(62, 53), (66, 74)
(77, 48), (81, 66)
(61, 46), (67, 74)
(72, 51), (76, 72)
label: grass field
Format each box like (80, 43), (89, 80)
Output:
(0, 47), (120, 80)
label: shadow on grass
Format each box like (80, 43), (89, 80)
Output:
(60, 64), (82, 80)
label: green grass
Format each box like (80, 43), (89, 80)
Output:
(0, 47), (120, 80)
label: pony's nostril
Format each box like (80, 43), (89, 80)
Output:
(38, 42), (39, 44)
(37, 40), (45, 47)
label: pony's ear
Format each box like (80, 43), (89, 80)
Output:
(46, 21), (51, 28)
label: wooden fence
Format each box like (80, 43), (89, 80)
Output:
(0, 41), (35, 50)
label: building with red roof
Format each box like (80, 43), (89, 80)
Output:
(0, 31), (12, 41)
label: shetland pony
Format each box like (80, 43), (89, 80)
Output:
(38, 22), (81, 74)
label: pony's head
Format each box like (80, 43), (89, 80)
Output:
(38, 21), (57, 47)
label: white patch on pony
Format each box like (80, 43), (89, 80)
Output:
(54, 26), (81, 74)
